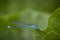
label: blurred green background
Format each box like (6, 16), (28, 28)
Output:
(0, 0), (60, 40)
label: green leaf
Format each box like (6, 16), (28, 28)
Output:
(46, 7), (60, 34)
(35, 7), (60, 40)
(44, 7), (60, 40)
(35, 29), (46, 40)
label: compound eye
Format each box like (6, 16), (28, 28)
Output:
(7, 26), (11, 28)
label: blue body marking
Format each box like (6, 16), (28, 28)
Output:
(13, 21), (38, 29)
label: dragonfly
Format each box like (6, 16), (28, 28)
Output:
(11, 21), (38, 29)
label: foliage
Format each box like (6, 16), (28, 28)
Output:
(0, 0), (60, 40)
